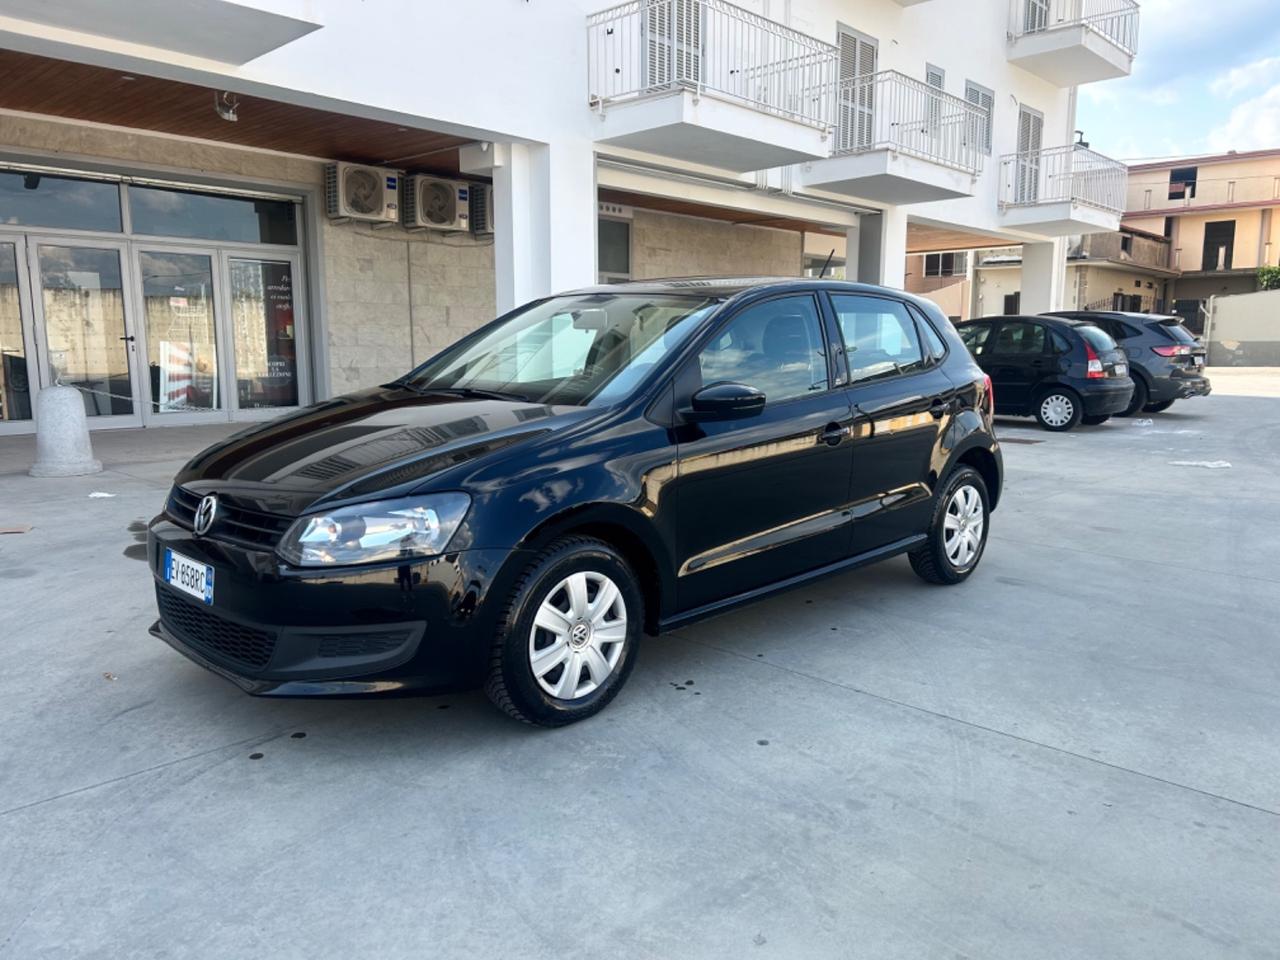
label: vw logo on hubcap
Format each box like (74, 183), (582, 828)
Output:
(569, 621), (592, 649)
(193, 495), (218, 536)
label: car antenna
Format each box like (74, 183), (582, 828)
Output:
(818, 248), (836, 279)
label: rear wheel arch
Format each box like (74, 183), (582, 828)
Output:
(953, 446), (1001, 511)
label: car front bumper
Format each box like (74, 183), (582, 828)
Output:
(148, 518), (524, 697)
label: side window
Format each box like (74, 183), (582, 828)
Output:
(831, 295), (925, 383)
(958, 322), (993, 356)
(1115, 321), (1141, 340)
(991, 321), (1047, 355)
(1050, 330), (1072, 354)
(695, 295), (828, 403)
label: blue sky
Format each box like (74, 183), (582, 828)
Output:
(1077, 0), (1280, 161)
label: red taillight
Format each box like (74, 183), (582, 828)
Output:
(1084, 341), (1105, 379)
(982, 373), (994, 417)
(1151, 344), (1192, 357)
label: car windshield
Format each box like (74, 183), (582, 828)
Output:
(400, 293), (719, 406)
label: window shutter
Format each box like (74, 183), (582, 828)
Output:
(1015, 107), (1043, 203)
(837, 30), (878, 152)
(965, 82), (994, 154)
(645, 0), (701, 87)
(926, 65), (945, 90)
(645, 2), (672, 88)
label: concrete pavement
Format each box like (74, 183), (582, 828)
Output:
(0, 376), (1277, 959)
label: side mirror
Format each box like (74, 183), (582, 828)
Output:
(684, 382), (766, 422)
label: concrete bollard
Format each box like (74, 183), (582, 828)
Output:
(29, 386), (103, 478)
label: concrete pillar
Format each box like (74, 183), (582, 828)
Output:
(464, 139), (597, 314)
(856, 207), (908, 289)
(1020, 239), (1067, 314)
(844, 221), (861, 282)
(29, 386), (102, 477)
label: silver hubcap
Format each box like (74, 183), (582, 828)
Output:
(943, 484), (985, 569)
(529, 571), (627, 700)
(1040, 394), (1074, 427)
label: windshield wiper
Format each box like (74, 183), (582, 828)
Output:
(393, 382), (531, 403)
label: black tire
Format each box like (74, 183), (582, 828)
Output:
(484, 536), (643, 727)
(1118, 375), (1149, 417)
(1082, 414), (1111, 426)
(910, 466), (990, 586)
(1144, 399), (1176, 413)
(1033, 387), (1083, 432)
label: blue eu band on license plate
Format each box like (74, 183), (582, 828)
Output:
(165, 548), (215, 605)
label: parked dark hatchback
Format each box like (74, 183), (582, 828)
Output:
(956, 314), (1134, 431)
(150, 279), (1002, 725)
(1043, 310), (1211, 415)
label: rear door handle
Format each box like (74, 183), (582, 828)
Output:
(819, 423), (846, 446)
(929, 399), (953, 419)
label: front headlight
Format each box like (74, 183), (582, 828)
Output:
(277, 493), (470, 567)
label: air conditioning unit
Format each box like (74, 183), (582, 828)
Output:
(469, 183), (494, 236)
(403, 176), (470, 231)
(324, 162), (399, 224)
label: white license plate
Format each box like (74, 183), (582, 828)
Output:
(164, 548), (214, 605)
(1114, 363), (1128, 376)
(1195, 356), (1204, 368)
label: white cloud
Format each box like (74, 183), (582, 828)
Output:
(1210, 56), (1280, 97)
(1207, 83), (1280, 150)
(1139, 86), (1181, 107)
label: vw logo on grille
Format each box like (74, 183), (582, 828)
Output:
(193, 495), (219, 536)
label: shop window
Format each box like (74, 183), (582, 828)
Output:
(0, 171), (121, 232)
(129, 186), (298, 245)
(598, 218), (631, 283)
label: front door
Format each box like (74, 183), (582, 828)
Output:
(27, 238), (141, 425)
(983, 319), (1051, 413)
(673, 294), (855, 612)
(832, 293), (958, 554)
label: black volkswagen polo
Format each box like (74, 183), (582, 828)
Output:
(150, 279), (1002, 725)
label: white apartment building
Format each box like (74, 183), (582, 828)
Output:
(0, 0), (1138, 433)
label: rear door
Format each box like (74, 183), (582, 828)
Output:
(983, 319), (1052, 413)
(832, 293), (960, 554)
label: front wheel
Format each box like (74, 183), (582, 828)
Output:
(1144, 399), (1176, 413)
(484, 537), (643, 726)
(910, 466), (990, 586)
(1035, 389), (1083, 431)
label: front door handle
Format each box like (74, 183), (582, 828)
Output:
(819, 423), (846, 446)
(119, 335), (136, 342)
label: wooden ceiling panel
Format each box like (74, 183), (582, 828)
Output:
(0, 50), (468, 174)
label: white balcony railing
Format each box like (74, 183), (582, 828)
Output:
(833, 71), (985, 175)
(1010, 0), (1140, 56)
(999, 145), (1127, 213)
(587, 0), (838, 131)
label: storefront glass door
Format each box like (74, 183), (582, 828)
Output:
(0, 240), (36, 430)
(136, 248), (225, 423)
(29, 239), (140, 424)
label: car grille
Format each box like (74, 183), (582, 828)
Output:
(316, 630), (414, 659)
(156, 586), (277, 670)
(166, 486), (294, 550)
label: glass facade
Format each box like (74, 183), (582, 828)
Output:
(0, 171), (122, 233)
(0, 243), (32, 422)
(129, 186), (297, 245)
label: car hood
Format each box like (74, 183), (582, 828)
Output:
(173, 387), (594, 513)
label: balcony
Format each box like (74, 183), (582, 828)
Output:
(794, 71), (985, 204)
(1007, 0), (1138, 86)
(999, 145), (1127, 235)
(586, 0), (837, 171)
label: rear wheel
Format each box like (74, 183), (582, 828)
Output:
(910, 466), (989, 586)
(1034, 388), (1082, 431)
(1144, 399), (1176, 413)
(1083, 414), (1111, 426)
(484, 536), (642, 727)
(1118, 376), (1149, 417)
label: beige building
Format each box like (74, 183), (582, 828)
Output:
(1124, 149), (1280, 329)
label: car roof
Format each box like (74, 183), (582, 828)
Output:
(962, 314), (1091, 328)
(1045, 310), (1178, 322)
(560, 276), (924, 302)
